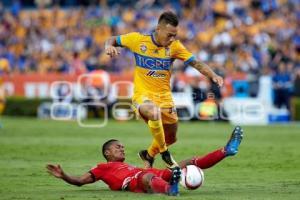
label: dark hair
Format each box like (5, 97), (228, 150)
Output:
(102, 139), (118, 161)
(158, 11), (179, 27)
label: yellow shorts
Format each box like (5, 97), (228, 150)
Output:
(132, 100), (178, 124)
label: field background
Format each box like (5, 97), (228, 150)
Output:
(0, 117), (299, 200)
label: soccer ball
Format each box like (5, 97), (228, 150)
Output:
(180, 165), (204, 190)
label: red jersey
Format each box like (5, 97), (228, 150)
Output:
(90, 162), (171, 191)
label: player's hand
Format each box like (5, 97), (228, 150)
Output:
(212, 75), (224, 87)
(105, 45), (120, 57)
(46, 164), (64, 179)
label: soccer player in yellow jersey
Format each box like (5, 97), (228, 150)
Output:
(105, 11), (223, 169)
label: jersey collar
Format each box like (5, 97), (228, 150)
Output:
(151, 32), (163, 47)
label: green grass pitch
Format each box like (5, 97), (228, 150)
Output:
(0, 117), (299, 200)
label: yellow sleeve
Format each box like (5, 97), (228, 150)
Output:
(171, 41), (195, 65)
(116, 32), (141, 52)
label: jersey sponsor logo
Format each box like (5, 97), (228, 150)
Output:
(134, 53), (172, 70)
(146, 71), (166, 78)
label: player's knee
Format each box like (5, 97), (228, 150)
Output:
(141, 173), (154, 187)
(140, 104), (160, 121)
(148, 109), (160, 121)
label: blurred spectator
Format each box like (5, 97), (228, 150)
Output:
(0, 0), (298, 111)
(0, 0), (297, 76)
(70, 52), (87, 75)
(171, 71), (185, 93)
(293, 68), (300, 97)
(257, 67), (273, 108)
(11, 0), (21, 17)
(0, 2), (5, 20)
(272, 62), (292, 109)
(35, 0), (52, 8)
(0, 57), (10, 74)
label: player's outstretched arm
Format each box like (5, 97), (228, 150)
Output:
(189, 60), (224, 87)
(105, 36), (120, 57)
(46, 164), (94, 187)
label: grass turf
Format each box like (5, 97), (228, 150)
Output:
(0, 117), (299, 200)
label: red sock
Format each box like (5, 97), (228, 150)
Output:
(149, 176), (170, 194)
(191, 148), (226, 169)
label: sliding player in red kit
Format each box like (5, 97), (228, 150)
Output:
(46, 126), (243, 196)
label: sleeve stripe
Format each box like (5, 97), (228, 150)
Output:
(116, 36), (122, 46)
(184, 56), (196, 65)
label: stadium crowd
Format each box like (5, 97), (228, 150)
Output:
(0, 0), (300, 108)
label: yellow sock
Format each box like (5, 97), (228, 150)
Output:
(148, 119), (167, 153)
(147, 140), (160, 158)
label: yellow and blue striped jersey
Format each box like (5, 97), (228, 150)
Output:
(116, 32), (195, 107)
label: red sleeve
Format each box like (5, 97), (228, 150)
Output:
(89, 164), (104, 181)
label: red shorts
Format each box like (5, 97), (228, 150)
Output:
(127, 168), (171, 193)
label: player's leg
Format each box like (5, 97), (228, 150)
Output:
(135, 101), (158, 168)
(138, 102), (178, 168)
(162, 107), (178, 146)
(139, 140), (158, 168)
(224, 126), (244, 155)
(149, 111), (178, 168)
(139, 101), (167, 152)
(139, 105), (179, 168)
(149, 109), (178, 167)
(163, 123), (178, 146)
(141, 123), (177, 159)
(178, 126), (244, 169)
(138, 167), (181, 196)
(140, 123), (177, 167)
